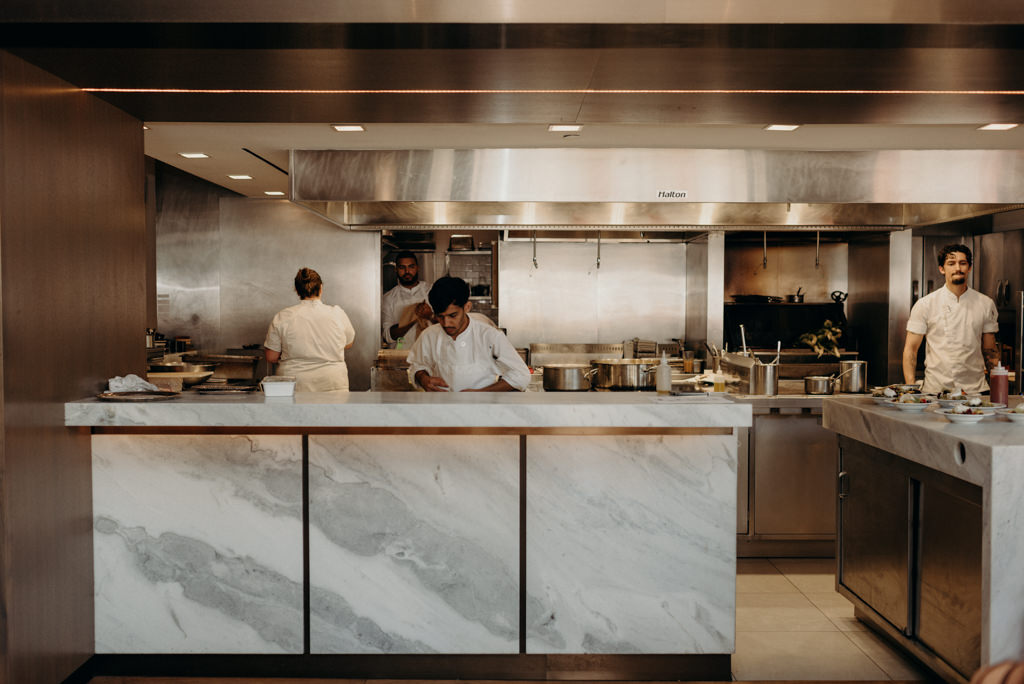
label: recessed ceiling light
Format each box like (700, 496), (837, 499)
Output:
(978, 123), (1019, 131)
(178, 152), (209, 159)
(264, 191), (286, 196)
(331, 124), (365, 132)
(764, 124), (801, 131)
(142, 125), (150, 130)
(548, 124), (583, 132)
(228, 174), (253, 180)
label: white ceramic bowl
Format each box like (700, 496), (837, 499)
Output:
(936, 397), (968, 408)
(996, 408), (1024, 423)
(872, 395), (895, 405)
(938, 408), (987, 424)
(960, 402), (1005, 414)
(260, 375), (296, 396)
(887, 397), (937, 412)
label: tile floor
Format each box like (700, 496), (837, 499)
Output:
(735, 558), (936, 681)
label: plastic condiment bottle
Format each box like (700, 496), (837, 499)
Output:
(990, 362), (1009, 406)
(656, 351), (672, 395)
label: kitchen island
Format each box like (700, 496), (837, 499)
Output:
(67, 391), (750, 680)
(823, 396), (1024, 684)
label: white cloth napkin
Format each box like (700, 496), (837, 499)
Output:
(108, 373), (161, 392)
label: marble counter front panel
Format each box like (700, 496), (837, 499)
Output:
(308, 435), (520, 653)
(92, 435), (304, 653)
(526, 435), (736, 654)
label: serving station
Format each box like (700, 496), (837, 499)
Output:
(67, 391), (750, 680)
(823, 396), (1024, 684)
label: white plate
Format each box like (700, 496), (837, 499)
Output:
(936, 397), (968, 408)
(872, 395), (896, 405)
(996, 408), (1024, 423)
(960, 402), (1005, 413)
(938, 408), (988, 423)
(887, 398), (938, 412)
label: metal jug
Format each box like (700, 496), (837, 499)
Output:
(750, 362), (779, 396)
(838, 360), (867, 393)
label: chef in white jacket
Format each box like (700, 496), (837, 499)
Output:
(381, 251), (432, 349)
(264, 267), (356, 392)
(408, 276), (530, 392)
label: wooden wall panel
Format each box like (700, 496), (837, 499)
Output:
(0, 50), (146, 684)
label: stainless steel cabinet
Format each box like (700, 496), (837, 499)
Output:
(837, 436), (982, 682)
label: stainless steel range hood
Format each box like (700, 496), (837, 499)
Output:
(291, 148), (1024, 230)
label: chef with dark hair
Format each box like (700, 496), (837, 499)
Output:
(407, 276), (530, 392)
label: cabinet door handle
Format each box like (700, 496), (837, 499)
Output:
(838, 470), (849, 499)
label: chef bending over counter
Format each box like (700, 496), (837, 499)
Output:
(408, 276), (530, 392)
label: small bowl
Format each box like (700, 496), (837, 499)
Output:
(938, 408), (988, 424)
(260, 375), (296, 396)
(996, 408), (1024, 423)
(887, 397), (937, 412)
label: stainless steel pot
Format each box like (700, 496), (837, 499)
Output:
(838, 360), (867, 393)
(148, 362), (217, 373)
(786, 287), (805, 303)
(590, 358), (657, 391)
(804, 375), (835, 395)
(541, 364), (595, 391)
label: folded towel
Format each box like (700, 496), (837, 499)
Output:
(108, 373), (161, 392)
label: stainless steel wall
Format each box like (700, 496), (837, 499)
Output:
(496, 241), (686, 348)
(155, 176), (380, 390)
(724, 242), (848, 303)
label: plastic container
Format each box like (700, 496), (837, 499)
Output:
(260, 375), (297, 396)
(990, 362), (1009, 406)
(656, 352), (672, 395)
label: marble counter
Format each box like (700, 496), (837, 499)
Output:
(823, 396), (1024, 668)
(66, 391), (751, 430)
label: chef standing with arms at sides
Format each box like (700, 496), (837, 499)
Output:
(408, 276), (530, 392)
(264, 267), (356, 392)
(902, 244), (999, 394)
(382, 251), (433, 349)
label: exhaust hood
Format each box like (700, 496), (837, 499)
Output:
(290, 148), (1024, 231)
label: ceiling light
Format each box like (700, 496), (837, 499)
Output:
(142, 125), (150, 130)
(178, 152), (209, 159)
(228, 174), (253, 180)
(548, 124), (582, 132)
(264, 191), (286, 196)
(331, 124), (365, 132)
(978, 123), (1019, 131)
(764, 124), (801, 131)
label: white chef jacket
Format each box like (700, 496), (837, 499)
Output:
(906, 285), (998, 394)
(381, 280), (431, 348)
(264, 299), (356, 392)
(407, 313), (530, 392)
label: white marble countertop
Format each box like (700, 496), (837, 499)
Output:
(823, 396), (1024, 486)
(66, 391), (752, 429)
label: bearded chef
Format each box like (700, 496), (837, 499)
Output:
(381, 251), (433, 349)
(902, 243), (999, 394)
(407, 276), (530, 392)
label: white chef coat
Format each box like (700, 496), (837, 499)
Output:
(381, 280), (431, 348)
(407, 313), (530, 392)
(906, 285), (998, 394)
(264, 299), (356, 392)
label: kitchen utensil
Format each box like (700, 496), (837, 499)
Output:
(838, 360), (867, 393)
(772, 341), (781, 365)
(750, 362), (779, 395)
(148, 361), (217, 374)
(787, 287), (805, 303)
(589, 359), (658, 391)
(740, 324), (748, 355)
(731, 294), (784, 303)
(804, 376), (835, 395)
(541, 364), (595, 391)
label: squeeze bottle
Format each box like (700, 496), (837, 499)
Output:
(990, 362), (1009, 406)
(656, 351), (672, 395)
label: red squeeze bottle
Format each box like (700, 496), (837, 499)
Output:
(990, 362), (1009, 406)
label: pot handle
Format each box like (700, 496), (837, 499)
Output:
(584, 367), (598, 379)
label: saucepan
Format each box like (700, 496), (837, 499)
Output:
(803, 364), (860, 395)
(786, 287), (804, 303)
(541, 364), (596, 391)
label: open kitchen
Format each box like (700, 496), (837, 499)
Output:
(4, 5), (1024, 684)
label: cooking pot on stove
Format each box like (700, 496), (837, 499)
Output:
(541, 364), (595, 391)
(786, 287), (804, 303)
(590, 359), (658, 391)
(804, 376), (835, 395)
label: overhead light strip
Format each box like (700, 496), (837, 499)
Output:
(82, 87), (1024, 95)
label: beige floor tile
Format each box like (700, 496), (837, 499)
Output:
(732, 630), (889, 680)
(770, 557), (838, 593)
(803, 591), (867, 632)
(846, 629), (933, 681)
(737, 592), (838, 632)
(737, 558), (800, 594)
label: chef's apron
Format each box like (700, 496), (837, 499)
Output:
(278, 359), (349, 392)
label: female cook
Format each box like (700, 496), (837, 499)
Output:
(264, 267), (356, 392)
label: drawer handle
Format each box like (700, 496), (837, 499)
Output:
(838, 470), (849, 499)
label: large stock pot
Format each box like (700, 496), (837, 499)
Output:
(541, 364), (595, 391)
(590, 358), (658, 391)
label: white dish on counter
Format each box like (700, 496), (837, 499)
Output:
(937, 408), (989, 424)
(885, 397), (938, 412)
(995, 408), (1024, 423)
(936, 397), (969, 408)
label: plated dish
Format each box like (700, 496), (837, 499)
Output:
(938, 408), (988, 424)
(886, 396), (938, 412)
(995, 408), (1024, 423)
